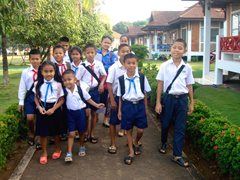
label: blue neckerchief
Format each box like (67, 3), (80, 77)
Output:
(73, 65), (78, 74)
(127, 76), (137, 94)
(44, 81), (53, 109)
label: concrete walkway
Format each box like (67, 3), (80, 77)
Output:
(20, 113), (200, 180)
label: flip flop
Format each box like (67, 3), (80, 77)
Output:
(108, 145), (117, 154)
(39, 156), (48, 165)
(133, 145), (142, 155)
(124, 155), (134, 165)
(89, 137), (98, 144)
(52, 150), (62, 160)
(171, 156), (189, 167)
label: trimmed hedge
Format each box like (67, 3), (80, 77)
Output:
(0, 103), (26, 169)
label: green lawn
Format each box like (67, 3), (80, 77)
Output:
(143, 60), (239, 126)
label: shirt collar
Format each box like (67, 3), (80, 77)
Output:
(55, 61), (66, 65)
(85, 60), (95, 66)
(66, 84), (77, 93)
(71, 62), (81, 68)
(117, 60), (124, 68)
(44, 78), (54, 83)
(169, 58), (186, 66)
(124, 71), (139, 79)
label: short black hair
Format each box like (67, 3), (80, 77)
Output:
(174, 38), (187, 49)
(118, 44), (130, 52)
(120, 35), (129, 41)
(29, 49), (41, 57)
(83, 43), (96, 51)
(62, 69), (75, 77)
(59, 36), (69, 42)
(53, 45), (65, 52)
(123, 53), (137, 63)
(101, 35), (113, 42)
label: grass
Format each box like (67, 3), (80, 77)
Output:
(143, 59), (239, 126)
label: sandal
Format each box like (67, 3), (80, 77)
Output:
(39, 156), (48, 165)
(27, 137), (35, 146)
(171, 156), (189, 167)
(35, 142), (42, 150)
(52, 150), (62, 160)
(124, 155), (134, 165)
(64, 152), (73, 162)
(118, 131), (124, 137)
(78, 146), (86, 157)
(108, 145), (117, 154)
(159, 143), (167, 154)
(133, 145), (142, 155)
(89, 137), (98, 144)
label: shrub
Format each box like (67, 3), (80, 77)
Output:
(0, 115), (19, 169)
(131, 44), (149, 60)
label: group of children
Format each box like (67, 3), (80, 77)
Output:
(18, 36), (194, 167)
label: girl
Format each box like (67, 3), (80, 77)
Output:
(70, 46), (83, 75)
(96, 35), (117, 128)
(34, 61), (65, 165)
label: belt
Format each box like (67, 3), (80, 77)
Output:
(89, 86), (98, 91)
(169, 93), (188, 99)
(123, 99), (144, 104)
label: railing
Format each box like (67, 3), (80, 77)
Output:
(151, 44), (172, 51)
(220, 36), (240, 53)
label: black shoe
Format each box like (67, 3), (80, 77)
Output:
(60, 134), (68, 141)
(35, 143), (42, 150)
(159, 143), (167, 154)
(49, 137), (55, 144)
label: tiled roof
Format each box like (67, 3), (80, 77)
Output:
(148, 11), (182, 26)
(126, 26), (146, 36)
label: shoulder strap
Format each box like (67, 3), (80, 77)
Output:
(139, 72), (145, 94)
(119, 75), (125, 97)
(77, 85), (88, 105)
(66, 62), (71, 70)
(166, 65), (185, 94)
(82, 63), (101, 85)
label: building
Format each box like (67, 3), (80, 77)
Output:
(125, 26), (146, 46)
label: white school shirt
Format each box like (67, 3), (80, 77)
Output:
(18, 65), (38, 105)
(106, 61), (126, 95)
(55, 61), (68, 76)
(71, 61), (82, 74)
(76, 60), (107, 89)
(117, 72), (151, 102)
(65, 84), (91, 110)
(33, 79), (64, 103)
(156, 58), (195, 95)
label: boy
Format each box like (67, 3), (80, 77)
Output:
(117, 53), (151, 165)
(76, 43), (107, 144)
(59, 36), (71, 63)
(155, 38), (194, 167)
(106, 44), (130, 154)
(62, 70), (104, 162)
(18, 49), (41, 148)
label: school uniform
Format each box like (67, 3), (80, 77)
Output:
(33, 79), (64, 136)
(55, 61), (71, 76)
(71, 62), (82, 75)
(156, 58), (194, 156)
(18, 65), (38, 115)
(65, 84), (91, 133)
(106, 61), (126, 125)
(117, 72), (151, 130)
(76, 60), (107, 111)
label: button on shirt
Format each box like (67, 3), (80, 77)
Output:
(33, 79), (64, 103)
(96, 50), (117, 72)
(76, 60), (107, 89)
(65, 85), (91, 110)
(117, 72), (151, 102)
(156, 58), (194, 95)
(106, 61), (126, 95)
(18, 66), (38, 105)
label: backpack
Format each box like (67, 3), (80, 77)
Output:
(64, 85), (88, 106)
(118, 72), (145, 97)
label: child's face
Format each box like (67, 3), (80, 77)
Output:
(59, 41), (69, 52)
(42, 64), (55, 81)
(118, 46), (130, 62)
(71, 50), (81, 63)
(124, 58), (137, 74)
(84, 47), (96, 63)
(53, 48), (64, 63)
(101, 38), (112, 50)
(63, 73), (77, 90)
(29, 54), (41, 69)
(171, 42), (186, 60)
(120, 37), (128, 45)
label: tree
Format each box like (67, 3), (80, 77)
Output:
(112, 21), (132, 34)
(132, 20), (147, 27)
(0, 0), (26, 86)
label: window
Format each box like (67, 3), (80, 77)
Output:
(231, 12), (240, 36)
(181, 28), (187, 42)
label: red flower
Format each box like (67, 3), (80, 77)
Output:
(213, 145), (218, 150)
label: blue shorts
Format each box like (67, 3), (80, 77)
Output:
(109, 97), (120, 125)
(121, 99), (148, 130)
(67, 109), (86, 133)
(24, 92), (36, 115)
(87, 87), (100, 111)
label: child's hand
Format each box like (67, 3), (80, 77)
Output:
(96, 103), (105, 109)
(38, 106), (46, 115)
(18, 105), (23, 112)
(188, 103), (194, 115)
(118, 111), (122, 120)
(46, 108), (55, 116)
(155, 103), (162, 114)
(98, 84), (104, 94)
(110, 99), (117, 110)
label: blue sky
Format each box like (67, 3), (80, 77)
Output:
(100, 0), (197, 24)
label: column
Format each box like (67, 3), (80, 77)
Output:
(203, 0), (211, 79)
(154, 30), (158, 52)
(214, 35), (223, 85)
(187, 30), (192, 62)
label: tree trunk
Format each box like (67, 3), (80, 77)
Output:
(1, 33), (9, 86)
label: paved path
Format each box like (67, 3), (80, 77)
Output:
(20, 113), (200, 180)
